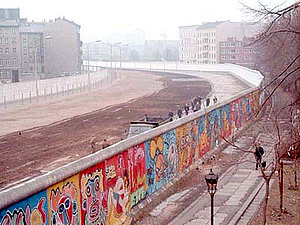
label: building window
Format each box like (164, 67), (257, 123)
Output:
(6, 70), (10, 78)
(222, 56), (227, 60)
(0, 38), (2, 44)
(0, 48), (2, 54)
(13, 48), (16, 54)
(24, 61), (27, 67)
(5, 38), (8, 44)
(244, 48), (249, 53)
(0, 58), (3, 65)
(0, 70), (3, 78)
(222, 43), (226, 47)
(5, 48), (9, 54)
(244, 56), (248, 60)
(23, 38), (26, 44)
(5, 58), (10, 65)
(12, 37), (16, 44)
(249, 49), (252, 53)
(24, 53), (27, 59)
(221, 49), (226, 54)
(13, 58), (17, 65)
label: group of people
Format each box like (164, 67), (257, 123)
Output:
(169, 95), (218, 120)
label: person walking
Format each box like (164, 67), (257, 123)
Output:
(206, 98), (210, 107)
(254, 142), (264, 170)
(177, 108), (182, 118)
(184, 103), (189, 115)
(168, 110), (174, 121)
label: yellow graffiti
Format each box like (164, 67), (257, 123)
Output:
(106, 165), (117, 180)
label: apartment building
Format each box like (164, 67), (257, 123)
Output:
(19, 20), (45, 79)
(0, 8), (82, 82)
(219, 37), (258, 68)
(179, 21), (259, 64)
(44, 17), (82, 76)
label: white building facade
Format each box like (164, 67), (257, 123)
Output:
(179, 21), (260, 64)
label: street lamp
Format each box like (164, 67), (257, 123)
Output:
(34, 35), (51, 99)
(205, 168), (219, 225)
(86, 40), (101, 89)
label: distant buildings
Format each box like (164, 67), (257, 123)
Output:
(0, 8), (82, 83)
(179, 21), (260, 66)
(219, 37), (258, 68)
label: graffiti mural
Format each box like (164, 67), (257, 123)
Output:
(190, 120), (199, 163)
(220, 104), (231, 139)
(79, 162), (106, 225)
(145, 135), (167, 195)
(176, 123), (193, 173)
(231, 99), (241, 132)
(163, 129), (178, 180)
(1, 90), (262, 225)
(105, 152), (131, 225)
(209, 109), (221, 149)
(198, 115), (210, 158)
(0, 191), (48, 225)
(128, 144), (147, 208)
(47, 175), (80, 225)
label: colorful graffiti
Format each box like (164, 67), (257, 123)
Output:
(176, 123), (193, 173)
(0, 90), (261, 225)
(145, 135), (167, 195)
(198, 115), (210, 157)
(105, 152), (131, 225)
(128, 144), (147, 208)
(0, 191), (48, 225)
(47, 176), (80, 225)
(80, 163), (106, 225)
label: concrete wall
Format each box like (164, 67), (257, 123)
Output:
(0, 86), (260, 225)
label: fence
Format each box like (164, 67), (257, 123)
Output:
(0, 69), (115, 110)
(0, 85), (260, 225)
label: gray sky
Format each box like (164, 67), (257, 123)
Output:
(1, 0), (296, 42)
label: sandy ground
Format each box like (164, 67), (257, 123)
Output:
(0, 70), (212, 189)
(0, 71), (163, 136)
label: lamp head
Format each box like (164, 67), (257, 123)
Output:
(205, 168), (218, 196)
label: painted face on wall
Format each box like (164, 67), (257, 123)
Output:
(84, 175), (102, 222)
(81, 169), (104, 224)
(155, 153), (167, 181)
(50, 183), (78, 225)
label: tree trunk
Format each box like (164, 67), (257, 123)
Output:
(263, 179), (270, 225)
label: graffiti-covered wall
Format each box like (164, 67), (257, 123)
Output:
(0, 90), (260, 225)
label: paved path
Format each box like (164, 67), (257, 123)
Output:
(145, 132), (275, 225)
(167, 70), (249, 103)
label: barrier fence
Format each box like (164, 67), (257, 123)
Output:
(0, 85), (260, 225)
(0, 69), (116, 110)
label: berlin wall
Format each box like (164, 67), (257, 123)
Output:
(0, 82), (260, 224)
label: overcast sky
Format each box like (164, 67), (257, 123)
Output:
(1, 0), (296, 42)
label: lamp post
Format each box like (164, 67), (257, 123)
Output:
(34, 35), (51, 99)
(205, 169), (219, 225)
(86, 40), (101, 89)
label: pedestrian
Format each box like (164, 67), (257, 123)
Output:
(168, 110), (174, 121)
(102, 139), (111, 149)
(144, 114), (148, 122)
(177, 108), (182, 118)
(213, 95), (218, 104)
(206, 98), (210, 107)
(90, 136), (96, 152)
(184, 103), (189, 115)
(191, 100), (195, 112)
(254, 142), (264, 170)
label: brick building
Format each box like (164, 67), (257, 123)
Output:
(219, 37), (258, 68)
